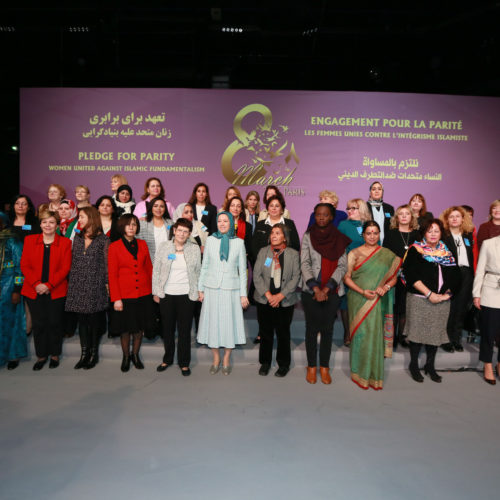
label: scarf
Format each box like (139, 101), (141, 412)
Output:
(411, 239), (456, 266)
(212, 211), (235, 261)
(367, 199), (383, 209)
(173, 203), (199, 238)
(235, 218), (247, 240)
(59, 200), (78, 235)
(309, 223), (351, 261)
(121, 236), (138, 260)
(270, 242), (286, 289)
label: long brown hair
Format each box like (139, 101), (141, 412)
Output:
(78, 206), (103, 239)
(141, 177), (165, 201)
(188, 182), (213, 206)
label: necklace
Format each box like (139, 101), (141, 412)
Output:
(399, 230), (410, 250)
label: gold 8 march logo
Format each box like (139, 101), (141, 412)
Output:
(221, 103), (299, 186)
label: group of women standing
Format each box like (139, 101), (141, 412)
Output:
(1, 178), (499, 390)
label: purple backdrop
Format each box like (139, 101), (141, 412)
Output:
(20, 88), (500, 233)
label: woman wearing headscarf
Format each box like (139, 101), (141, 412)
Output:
(114, 185), (136, 217)
(366, 181), (394, 244)
(197, 212), (249, 375)
(301, 203), (351, 384)
(57, 199), (78, 240)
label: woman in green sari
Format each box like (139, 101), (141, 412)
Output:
(344, 221), (401, 390)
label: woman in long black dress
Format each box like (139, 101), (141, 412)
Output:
(383, 204), (420, 348)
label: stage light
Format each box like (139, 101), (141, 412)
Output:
(67, 26), (90, 33)
(0, 26), (15, 32)
(11, 145), (18, 151)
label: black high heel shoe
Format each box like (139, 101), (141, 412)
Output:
(409, 364), (424, 383)
(424, 366), (442, 383)
(483, 376), (496, 386)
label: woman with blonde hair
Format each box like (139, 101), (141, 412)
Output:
(383, 205), (420, 348)
(220, 186), (242, 212)
(75, 185), (91, 209)
(110, 174), (128, 199)
(307, 190), (348, 228)
(439, 206), (475, 352)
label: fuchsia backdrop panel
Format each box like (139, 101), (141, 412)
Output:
(20, 88), (500, 233)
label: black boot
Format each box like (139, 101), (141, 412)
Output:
(408, 341), (424, 382)
(84, 328), (99, 369)
(424, 345), (442, 382)
(121, 355), (130, 372)
(74, 324), (90, 369)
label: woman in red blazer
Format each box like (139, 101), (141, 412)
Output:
(108, 213), (153, 372)
(21, 210), (72, 370)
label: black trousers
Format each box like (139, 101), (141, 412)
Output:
(257, 302), (294, 368)
(25, 295), (65, 358)
(479, 306), (500, 364)
(447, 266), (473, 344)
(159, 294), (195, 367)
(302, 291), (340, 367)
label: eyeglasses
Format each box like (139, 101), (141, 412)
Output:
(346, 206), (359, 211)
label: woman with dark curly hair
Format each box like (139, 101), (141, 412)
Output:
(403, 218), (461, 383)
(188, 182), (217, 235)
(95, 195), (120, 241)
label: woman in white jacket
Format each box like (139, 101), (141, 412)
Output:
(473, 234), (500, 385)
(197, 212), (249, 375)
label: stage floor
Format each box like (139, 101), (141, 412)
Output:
(1, 358), (498, 500)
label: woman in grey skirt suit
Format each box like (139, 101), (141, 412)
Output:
(403, 218), (461, 383)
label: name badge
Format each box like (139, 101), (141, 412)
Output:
(464, 238), (470, 247)
(167, 225), (171, 230)
(142, 213), (147, 217)
(202, 210), (209, 215)
(168, 254), (176, 260)
(264, 257), (272, 267)
(385, 212), (391, 218)
(356, 226), (363, 235)
(74, 228), (81, 233)
(22, 225), (32, 230)
(201, 225), (208, 232)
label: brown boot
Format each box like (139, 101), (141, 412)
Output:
(306, 366), (317, 384)
(320, 366), (332, 384)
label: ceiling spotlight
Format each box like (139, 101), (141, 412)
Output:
(11, 145), (18, 151)
(0, 26), (15, 32)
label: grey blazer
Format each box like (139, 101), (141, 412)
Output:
(137, 218), (173, 262)
(198, 236), (247, 295)
(152, 239), (201, 301)
(300, 231), (348, 296)
(253, 246), (300, 307)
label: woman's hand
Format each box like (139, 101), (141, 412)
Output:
(313, 286), (327, 302)
(198, 291), (204, 302)
(35, 283), (49, 295)
(241, 296), (249, 309)
(375, 286), (387, 297)
(473, 297), (481, 310)
(363, 289), (377, 300)
(428, 292), (449, 304)
(153, 295), (160, 304)
(11, 292), (21, 305)
(268, 293), (285, 308)
(114, 299), (123, 311)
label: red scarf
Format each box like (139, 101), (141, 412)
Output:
(235, 219), (246, 240)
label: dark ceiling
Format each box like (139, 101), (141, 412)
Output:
(1, 4), (499, 202)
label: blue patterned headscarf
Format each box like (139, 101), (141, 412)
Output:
(212, 211), (235, 261)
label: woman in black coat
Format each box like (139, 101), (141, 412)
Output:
(439, 206), (475, 352)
